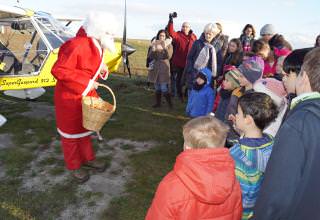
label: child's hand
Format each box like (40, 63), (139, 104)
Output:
(228, 114), (236, 124)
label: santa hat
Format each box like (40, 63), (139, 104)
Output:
(83, 12), (119, 52)
(253, 78), (287, 106)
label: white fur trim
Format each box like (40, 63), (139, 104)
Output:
(57, 128), (93, 139)
(82, 79), (95, 97)
(92, 38), (102, 57)
(82, 40), (106, 97)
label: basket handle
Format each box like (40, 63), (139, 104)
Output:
(97, 83), (117, 111)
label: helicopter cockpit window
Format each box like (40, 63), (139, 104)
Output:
(0, 19), (48, 76)
(34, 15), (73, 49)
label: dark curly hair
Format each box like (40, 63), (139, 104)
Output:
(238, 92), (279, 130)
(156, 29), (169, 40)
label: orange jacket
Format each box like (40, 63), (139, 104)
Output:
(146, 148), (242, 220)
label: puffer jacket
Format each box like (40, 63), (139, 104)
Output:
(145, 148), (242, 220)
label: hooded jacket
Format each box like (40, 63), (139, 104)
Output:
(146, 148), (242, 220)
(186, 68), (215, 117)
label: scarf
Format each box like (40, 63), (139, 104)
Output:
(194, 42), (217, 77)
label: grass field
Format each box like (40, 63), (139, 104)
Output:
(116, 38), (150, 76)
(0, 39), (190, 219)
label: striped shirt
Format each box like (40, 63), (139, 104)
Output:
(230, 134), (274, 220)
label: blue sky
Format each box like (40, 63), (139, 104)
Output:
(1, 0), (319, 48)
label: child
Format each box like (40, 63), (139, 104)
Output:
(146, 116), (242, 220)
(240, 24), (255, 52)
(215, 68), (241, 121)
(225, 57), (264, 141)
(229, 92), (278, 220)
(186, 68), (215, 117)
(224, 38), (244, 68)
(253, 78), (287, 137)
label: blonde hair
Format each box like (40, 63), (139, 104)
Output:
(183, 116), (229, 149)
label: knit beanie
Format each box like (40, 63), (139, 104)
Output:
(225, 69), (241, 88)
(238, 58), (263, 84)
(260, 24), (276, 36)
(253, 78), (287, 106)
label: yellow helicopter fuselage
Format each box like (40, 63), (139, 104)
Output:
(0, 6), (122, 91)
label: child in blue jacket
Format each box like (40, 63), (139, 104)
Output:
(186, 68), (215, 117)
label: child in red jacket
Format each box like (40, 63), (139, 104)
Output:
(146, 116), (242, 220)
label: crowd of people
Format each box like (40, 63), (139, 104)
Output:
(146, 13), (320, 220)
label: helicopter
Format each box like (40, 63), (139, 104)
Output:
(0, 2), (135, 100)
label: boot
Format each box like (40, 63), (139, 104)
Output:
(71, 168), (90, 183)
(164, 92), (173, 109)
(152, 91), (161, 108)
(83, 159), (107, 172)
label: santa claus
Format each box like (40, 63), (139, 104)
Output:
(51, 12), (118, 183)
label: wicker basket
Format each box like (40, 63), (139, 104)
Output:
(82, 83), (116, 132)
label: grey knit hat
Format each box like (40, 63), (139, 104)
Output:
(260, 24), (276, 36)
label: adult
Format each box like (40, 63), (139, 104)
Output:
(147, 30), (173, 108)
(184, 23), (219, 90)
(215, 23), (229, 59)
(167, 14), (197, 101)
(51, 12), (118, 183)
(315, 34), (320, 47)
(239, 24), (255, 52)
(214, 23), (229, 76)
(260, 24), (276, 43)
(253, 47), (320, 220)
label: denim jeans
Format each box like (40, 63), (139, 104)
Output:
(154, 83), (168, 93)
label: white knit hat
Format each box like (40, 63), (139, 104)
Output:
(260, 24), (276, 36)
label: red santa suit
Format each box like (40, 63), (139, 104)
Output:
(51, 27), (108, 170)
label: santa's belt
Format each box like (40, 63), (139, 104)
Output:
(57, 128), (93, 139)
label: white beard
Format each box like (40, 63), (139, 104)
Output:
(101, 35), (116, 53)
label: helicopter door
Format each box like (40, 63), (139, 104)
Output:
(0, 19), (48, 76)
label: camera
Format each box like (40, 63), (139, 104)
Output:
(169, 12), (177, 19)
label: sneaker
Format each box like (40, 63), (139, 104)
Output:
(83, 160), (107, 172)
(71, 168), (89, 183)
